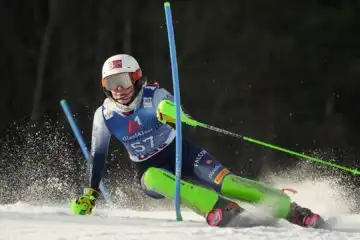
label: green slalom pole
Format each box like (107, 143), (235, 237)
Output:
(158, 100), (360, 176)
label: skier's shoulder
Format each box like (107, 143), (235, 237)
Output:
(154, 88), (173, 104)
(141, 82), (167, 103)
(142, 82), (171, 98)
(142, 83), (173, 107)
(142, 82), (160, 94)
(94, 105), (103, 119)
(97, 98), (117, 120)
(91, 104), (105, 123)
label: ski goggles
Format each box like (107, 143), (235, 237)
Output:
(102, 73), (133, 91)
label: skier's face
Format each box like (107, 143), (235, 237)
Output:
(104, 73), (135, 105)
(111, 85), (134, 105)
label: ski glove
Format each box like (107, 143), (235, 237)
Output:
(156, 101), (176, 128)
(157, 110), (175, 126)
(70, 187), (99, 215)
(156, 99), (198, 128)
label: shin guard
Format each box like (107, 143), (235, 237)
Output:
(220, 174), (291, 219)
(142, 167), (219, 216)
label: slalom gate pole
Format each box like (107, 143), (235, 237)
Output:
(60, 99), (111, 203)
(164, 1), (183, 221)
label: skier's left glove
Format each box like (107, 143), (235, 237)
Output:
(156, 105), (176, 128)
(156, 99), (197, 128)
(70, 187), (99, 215)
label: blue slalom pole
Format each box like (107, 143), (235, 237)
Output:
(164, 1), (183, 221)
(60, 99), (111, 203)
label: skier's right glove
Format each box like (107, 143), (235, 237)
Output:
(70, 187), (99, 215)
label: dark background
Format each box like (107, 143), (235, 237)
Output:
(1, 0), (360, 206)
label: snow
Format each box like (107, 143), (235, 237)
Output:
(2, 202), (360, 240)
(3, 164), (360, 239)
(2, 196), (360, 240)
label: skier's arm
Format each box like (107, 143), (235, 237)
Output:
(89, 107), (111, 191)
(154, 88), (193, 126)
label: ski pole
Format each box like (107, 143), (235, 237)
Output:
(158, 99), (360, 175)
(60, 99), (111, 203)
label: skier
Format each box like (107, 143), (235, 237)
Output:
(71, 54), (324, 228)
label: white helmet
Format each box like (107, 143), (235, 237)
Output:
(101, 54), (143, 90)
(101, 54), (145, 112)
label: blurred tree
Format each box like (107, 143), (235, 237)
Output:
(31, 0), (58, 121)
(2, 0), (360, 200)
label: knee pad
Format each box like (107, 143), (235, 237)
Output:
(193, 151), (230, 191)
(141, 169), (165, 199)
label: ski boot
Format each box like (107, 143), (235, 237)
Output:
(206, 196), (244, 227)
(288, 202), (325, 228)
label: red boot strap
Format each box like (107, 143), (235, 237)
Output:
(280, 188), (297, 195)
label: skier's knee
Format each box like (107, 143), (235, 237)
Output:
(193, 150), (231, 191)
(141, 168), (165, 199)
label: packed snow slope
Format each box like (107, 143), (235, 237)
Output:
(2, 169), (360, 240)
